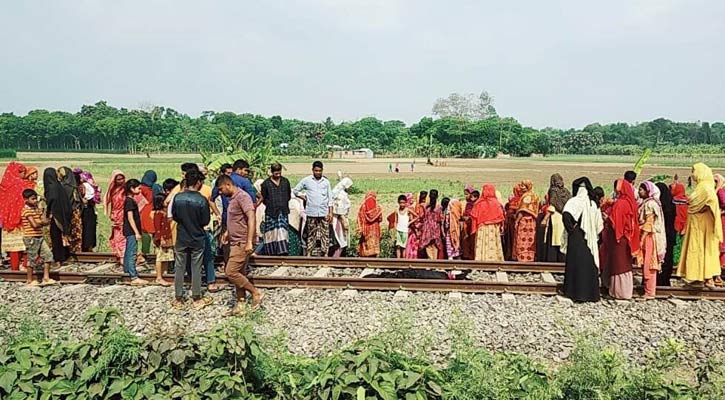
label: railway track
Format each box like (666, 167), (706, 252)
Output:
(1, 252), (721, 300)
(70, 252), (629, 274)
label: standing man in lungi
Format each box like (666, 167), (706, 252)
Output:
(258, 162), (292, 255)
(293, 161), (333, 256)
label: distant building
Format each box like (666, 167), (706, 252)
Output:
(331, 148), (374, 159)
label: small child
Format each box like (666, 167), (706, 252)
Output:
(387, 194), (418, 258)
(123, 179), (147, 285)
(151, 193), (173, 286)
(20, 189), (55, 286)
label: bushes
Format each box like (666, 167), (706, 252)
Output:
(0, 149), (16, 158)
(1, 307), (725, 399)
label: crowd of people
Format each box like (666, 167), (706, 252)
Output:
(1, 159), (724, 310)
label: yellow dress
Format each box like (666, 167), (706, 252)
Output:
(677, 163), (722, 281)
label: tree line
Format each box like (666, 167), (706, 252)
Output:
(1, 100), (724, 157)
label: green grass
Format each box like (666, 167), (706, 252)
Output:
(541, 154), (725, 168)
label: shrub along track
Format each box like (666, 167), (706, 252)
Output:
(0, 253), (721, 300)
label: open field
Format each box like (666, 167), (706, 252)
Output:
(1, 152), (705, 251)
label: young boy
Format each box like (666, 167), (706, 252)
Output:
(123, 179), (148, 285)
(20, 189), (55, 286)
(387, 194), (417, 258)
(151, 193), (173, 286)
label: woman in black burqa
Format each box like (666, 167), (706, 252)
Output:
(561, 177), (604, 302)
(43, 168), (72, 263)
(655, 182), (676, 286)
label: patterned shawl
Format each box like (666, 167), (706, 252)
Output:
(0, 162), (27, 231)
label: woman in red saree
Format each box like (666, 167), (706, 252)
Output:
(600, 179), (640, 299)
(405, 191), (427, 259)
(0, 162), (28, 270)
(513, 180), (540, 262)
(105, 170), (127, 264)
(472, 184), (505, 261)
(357, 191), (382, 257)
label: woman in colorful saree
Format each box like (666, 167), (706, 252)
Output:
(513, 180), (540, 262)
(105, 170), (127, 264)
(471, 184), (505, 262)
(357, 191), (383, 257)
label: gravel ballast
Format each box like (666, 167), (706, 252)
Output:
(1, 282), (724, 366)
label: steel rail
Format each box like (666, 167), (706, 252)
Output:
(71, 252), (646, 274)
(70, 252), (557, 273)
(1, 270), (723, 301)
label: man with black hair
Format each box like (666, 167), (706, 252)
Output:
(293, 160), (333, 256)
(259, 162), (291, 255)
(220, 163), (233, 177)
(624, 171), (637, 185)
(171, 169), (213, 310)
(217, 174), (263, 315)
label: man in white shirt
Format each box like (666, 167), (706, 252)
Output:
(293, 161), (333, 256)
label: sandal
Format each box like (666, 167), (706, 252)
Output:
(155, 279), (172, 287)
(223, 304), (247, 317)
(27, 280), (40, 287)
(250, 292), (265, 312)
(192, 296), (214, 311)
(40, 279), (59, 286)
(130, 278), (149, 286)
(170, 299), (185, 310)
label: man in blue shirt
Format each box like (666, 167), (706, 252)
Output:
(293, 160), (333, 256)
(212, 159), (257, 266)
(212, 160), (257, 225)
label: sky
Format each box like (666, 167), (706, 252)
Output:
(1, 0), (724, 129)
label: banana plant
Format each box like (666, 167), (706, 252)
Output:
(200, 126), (275, 180)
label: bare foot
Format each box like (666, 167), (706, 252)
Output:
(155, 279), (172, 287)
(27, 280), (40, 287)
(41, 278), (58, 286)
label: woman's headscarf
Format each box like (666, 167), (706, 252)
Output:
(688, 163), (722, 242)
(357, 191), (382, 239)
(610, 179), (640, 256)
(24, 166), (38, 189)
(141, 170), (163, 196)
(449, 199), (464, 250)
(507, 182), (525, 211)
(104, 170), (125, 216)
(547, 173), (571, 213)
(0, 162), (27, 231)
(43, 167), (72, 234)
(715, 174), (725, 191)
(561, 177), (603, 268)
(639, 180), (668, 263)
(472, 184), (505, 230)
(656, 182), (674, 216)
(332, 177), (353, 216)
(58, 167), (81, 209)
(74, 168), (102, 204)
(517, 180), (540, 217)
(288, 197), (305, 232)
